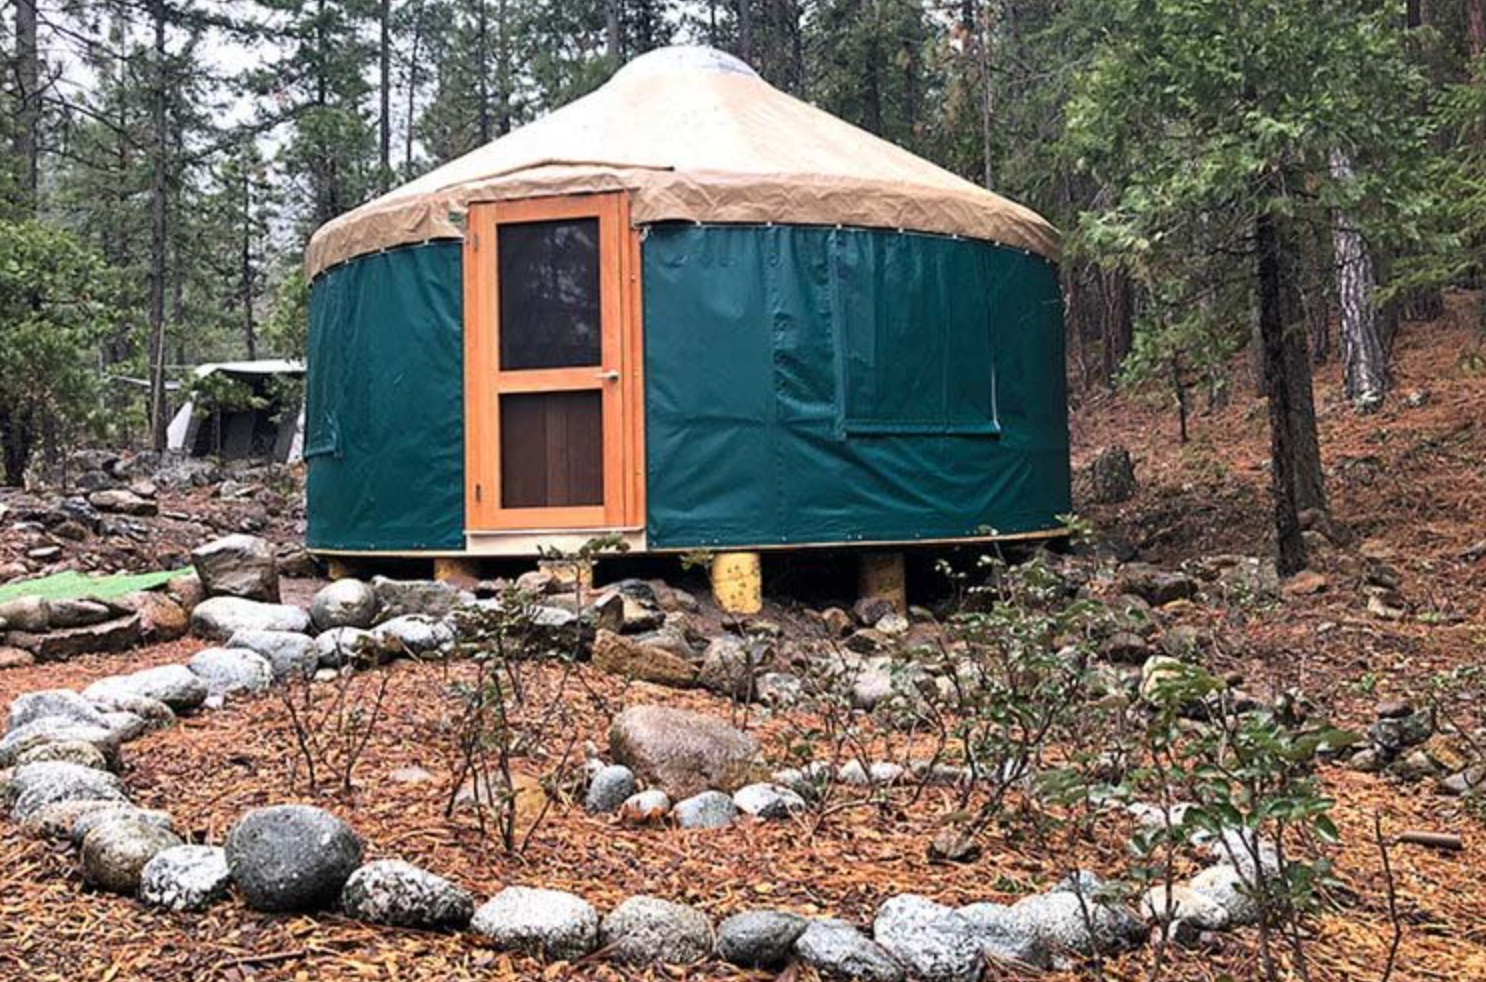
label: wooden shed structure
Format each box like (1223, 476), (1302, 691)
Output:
(303, 46), (1069, 599)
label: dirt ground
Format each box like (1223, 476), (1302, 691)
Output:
(2, 301), (1484, 982)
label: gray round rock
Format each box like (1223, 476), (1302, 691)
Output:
(672, 790), (737, 829)
(7, 689), (108, 731)
(340, 859), (474, 929)
(82, 665), (209, 713)
(225, 804), (364, 911)
(69, 805), (175, 846)
(873, 895), (983, 982)
(310, 579), (378, 631)
(469, 885), (600, 960)
(81, 818), (183, 893)
(601, 895), (714, 965)
(732, 782), (806, 820)
(225, 629), (319, 680)
(716, 910), (809, 968)
(188, 647), (274, 698)
(190, 596), (310, 641)
(795, 918), (905, 982)
(584, 764), (637, 814)
(139, 845), (232, 911)
(8, 761), (127, 822)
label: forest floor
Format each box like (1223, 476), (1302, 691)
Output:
(1, 299), (1484, 982)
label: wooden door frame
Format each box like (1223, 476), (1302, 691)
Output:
(463, 192), (645, 534)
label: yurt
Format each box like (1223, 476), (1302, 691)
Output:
(303, 45), (1069, 592)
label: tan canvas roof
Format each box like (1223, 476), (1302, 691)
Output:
(305, 46), (1059, 279)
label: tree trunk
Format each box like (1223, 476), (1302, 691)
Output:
(1470, 0), (1485, 57)
(1100, 268), (1133, 386)
(1255, 207), (1308, 576)
(13, 0), (39, 213)
(475, 0), (491, 144)
(403, 0), (425, 172)
(737, 0), (753, 64)
(1329, 149), (1387, 411)
(605, 0), (620, 63)
(495, 0), (511, 136)
(0, 405), (34, 487)
(242, 168), (257, 359)
(379, 0), (392, 189)
(148, 0), (171, 452)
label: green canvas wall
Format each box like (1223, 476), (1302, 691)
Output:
(304, 225), (1068, 553)
(641, 225), (1069, 549)
(305, 241), (465, 551)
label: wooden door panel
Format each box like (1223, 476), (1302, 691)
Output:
(465, 193), (634, 532)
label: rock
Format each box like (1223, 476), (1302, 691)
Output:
(617, 595), (664, 634)
(191, 596), (310, 641)
(46, 598), (112, 628)
(873, 895), (983, 982)
(601, 895), (714, 965)
(188, 647), (274, 698)
(1083, 446), (1137, 504)
(7, 615), (143, 661)
(226, 629), (319, 680)
(0, 596), (49, 632)
(617, 789), (671, 825)
(1370, 711), (1433, 753)
(592, 629), (697, 688)
(928, 829), (982, 864)
(1100, 630), (1150, 664)
(128, 592), (189, 641)
(315, 626), (379, 666)
(1348, 747), (1383, 772)
(0, 647), (35, 669)
(91, 694), (174, 729)
(699, 636), (761, 701)
(340, 859), (474, 929)
(1140, 884), (1229, 930)
(1139, 655), (1186, 702)
(732, 782), (806, 819)
(1439, 765), (1485, 797)
(755, 671), (803, 706)
(0, 718), (121, 769)
(795, 918), (905, 982)
(1116, 564), (1197, 606)
(225, 805), (364, 912)
(81, 819), (182, 892)
(68, 806), (174, 846)
(371, 576), (473, 619)
(83, 664), (208, 713)
(1006, 890), (1148, 956)
(850, 657), (898, 709)
(584, 764), (637, 813)
(88, 488), (157, 516)
(14, 739), (110, 771)
(371, 614), (454, 656)
(853, 596), (898, 628)
(1201, 828), (1279, 878)
(310, 579), (378, 631)
(821, 607), (854, 638)
(98, 711), (148, 743)
(470, 886), (600, 960)
(1391, 749), (1438, 781)
(716, 910), (809, 968)
(139, 845), (232, 911)
(20, 797), (130, 838)
(610, 705), (760, 799)
(957, 902), (1052, 969)
(1188, 865), (1260, 926)
(7, 689), (109, 732)
(166, 573), (205, 611)
(1158, 624), (1201, 660)
(673, 790), (738, 829)
(192, 533), (280, 601)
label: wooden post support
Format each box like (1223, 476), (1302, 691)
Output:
(859, 551), (907, 613)
(710, 552), (762, 615)
(433, 557), (481, 589)
(325, 557), (355, 581)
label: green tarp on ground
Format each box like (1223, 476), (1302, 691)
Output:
(641, 225), (1069, 549)
(0, 568), (189, 604)
(305, 241), (465, 551)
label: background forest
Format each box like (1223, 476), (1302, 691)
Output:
(2, 0), (1486, 567)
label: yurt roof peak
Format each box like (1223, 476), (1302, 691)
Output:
(305, 44), (1058, 278)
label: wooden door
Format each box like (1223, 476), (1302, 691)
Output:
(464, 193), (635, 531)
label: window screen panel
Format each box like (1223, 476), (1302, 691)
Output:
(498, 218), (602, 370)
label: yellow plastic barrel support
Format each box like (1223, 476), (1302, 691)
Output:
(710, 552), (763, 614)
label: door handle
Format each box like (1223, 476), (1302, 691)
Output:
(596, 370), (620, 382)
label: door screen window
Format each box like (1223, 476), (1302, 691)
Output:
(498, 218), (602, 370)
